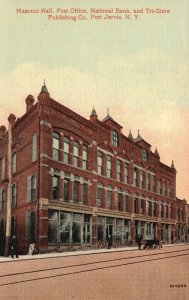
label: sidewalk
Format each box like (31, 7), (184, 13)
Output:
(0, 243), (188, 262)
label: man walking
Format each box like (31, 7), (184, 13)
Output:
(9, 235), (19, 258)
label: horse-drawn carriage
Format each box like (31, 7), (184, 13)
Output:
(143, 237), (162, 249)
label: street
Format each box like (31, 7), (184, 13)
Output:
(0, 245), (188, 300)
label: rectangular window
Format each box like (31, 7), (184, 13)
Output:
(141, 199), (145, 214)
(31, 175), (36, 201)
(97, 151), (102, 175)
(0, 188), (5, 210)
(82, 145), (87, 170)
(82, 183), (88, 205)
(1, 158), (5, 180)
(52, 133), (59, 161)
(27, 175), (36, 202)
(11, 184), (17, 208)
(73, 181), (79, 203)
(134, 197), (137, 213)
(140, 171), (143, 188)
(64, 179), (69, 202)
(116, 160), (121, 181)
(125, 194), (129, 212)
(162, 182), (165, 196)
(106, 155), (111, 178)
(116, 193), (121, 211)
(133, 169), (137, 187)
(73, 142), (79, 167)
(12, 152), (16, 173)
(32, 133), (37, 162)
(106, 189), (111, 209)
(167, 185), (171, 197)
(52, 176), (59, 200)
(97, 187), (102, 207)
(165, 206), (168, 218)
(124, 163), (128, 184)
(63, 137), (70, 164)
(157, 181), (160, 194)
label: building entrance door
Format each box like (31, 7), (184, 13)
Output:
(106, 225), (113, 240)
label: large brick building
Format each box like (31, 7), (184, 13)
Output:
(0, 84), (188, 254)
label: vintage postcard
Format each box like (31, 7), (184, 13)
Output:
(0, 1), (188, 299)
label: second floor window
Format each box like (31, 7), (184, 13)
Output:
(134, 195), (138, 213)
(82, 182), (88, 205)
(116, 189), (121, 211)
(0, 188), (5, 210)
(31, 175), (36, 201)
(1, 158), (5, 180)
(64, 178), (69, 202)
(133, 169), (137, 187)
(12, 152), (16, 173)
(11, 184), (17, 208)
(73, 179), (79, 203)
(140, 171), (143, 188)
(125, 193), (129, 212)
(106, 186), (112, 209)
(52, 175), (59, 200)
(160, 204), (164, 218)
(32, 133), (37, 162)
(27, 175), (36, 202)
(52, 132), (59, 160)
(97, 183), (103, 207)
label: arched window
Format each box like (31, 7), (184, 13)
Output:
(111, 130), (119, 146)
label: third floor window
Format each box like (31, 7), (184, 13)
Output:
(52, 132), (59, 160)
(97, 151), (102, 175)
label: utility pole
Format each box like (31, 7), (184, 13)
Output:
(4, 114), (14, 256)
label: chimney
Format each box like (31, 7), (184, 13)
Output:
(25, 95), (35, 112)
(8, 114), (16, 127)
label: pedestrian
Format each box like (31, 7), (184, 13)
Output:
(9, 235), (19, 259)
(107, 235), (112, 249)
(137, 234), (143, 250)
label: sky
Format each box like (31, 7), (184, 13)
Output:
(0, 0), (189, 201)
